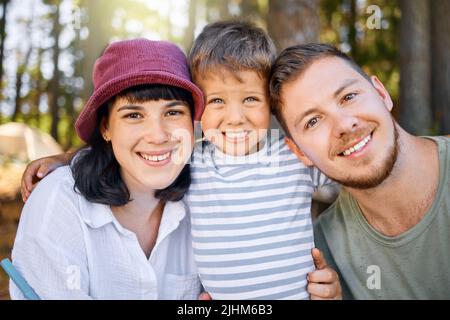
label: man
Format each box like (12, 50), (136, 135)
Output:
(269, 43), (450, 299)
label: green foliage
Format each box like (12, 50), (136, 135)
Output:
(0, 0), (403, 143)
(320, 0), (401, 107)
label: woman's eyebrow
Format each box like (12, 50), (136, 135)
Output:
(164, 100), (189, 107)
(116, 101), (188, 112)
(116, 105), (144, 112)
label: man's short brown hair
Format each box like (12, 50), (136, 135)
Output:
(188, 20), (277, 82)
(269, 43), (371, 137)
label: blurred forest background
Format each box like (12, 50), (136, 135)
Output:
(1, 0), (449, 148)
(0, 0), (450, 299)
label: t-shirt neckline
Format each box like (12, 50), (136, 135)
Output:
(349, 136), (447, 247)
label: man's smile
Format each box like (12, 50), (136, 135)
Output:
(339, 133), (372, 157)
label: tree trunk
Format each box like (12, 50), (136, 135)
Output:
(399, 0), (432, 135)
(431, 0), (450, 134)
(0, 0), (8, 89)
(206, 0), (230, 23)
(81, 0), (111, 104)
(0, 0), (7, 74)
(267, 0), (320, 52)
(217, 0), (231, 20)
(66, 24), (84, 149)
(348, 0), (358, 58)
(65, 94), (75, 149)
(49, 2), (61, 141)
(240, 0), (265, 23)
(183, 0), (197, 53)
(11, 46), (33, 121)
(0, 0), (8, 124)
(32, 48), (45, 128)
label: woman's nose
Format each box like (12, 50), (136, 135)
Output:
(142, 118), (170, 144)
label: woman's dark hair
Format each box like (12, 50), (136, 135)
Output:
(71, 84), (195, 206)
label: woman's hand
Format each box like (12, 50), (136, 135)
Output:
(21, 153), (72, 202)
(307, 248), (342, 300)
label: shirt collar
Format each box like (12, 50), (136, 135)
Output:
(79, 198), (188, 235)
(157, 200), (188, 238)
(79, 201), (115, 229)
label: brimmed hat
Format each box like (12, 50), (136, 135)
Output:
(75, 38), (204, 143)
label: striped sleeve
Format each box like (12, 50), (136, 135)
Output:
(310, 166), (336, 189)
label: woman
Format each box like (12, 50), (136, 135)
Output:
(10, 39), (205, 299)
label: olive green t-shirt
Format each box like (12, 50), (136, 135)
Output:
(314, 136), (450, 299)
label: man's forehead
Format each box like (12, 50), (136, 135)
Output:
(284, 63), (365, 105)
(298, 57), (361, 84)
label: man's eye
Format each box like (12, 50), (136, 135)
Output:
(305, 117), (319, 129)
(343, 92), (357, 102)
(243, 97), (258, 103)
(125, 112), (142, 119)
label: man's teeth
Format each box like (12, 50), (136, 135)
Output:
(139, 152), (171, 162)
(342, 135), (371, 156)
(225, 131), (248, 139)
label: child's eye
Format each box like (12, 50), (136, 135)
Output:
(243, 96), (258, 103)
(208, 98), (224, 104)
(305, 117), (319, 129)
(342, 92), (357, 103)
(124, 112), (142, 119)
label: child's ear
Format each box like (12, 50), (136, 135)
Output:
(285, 137), (314, 167)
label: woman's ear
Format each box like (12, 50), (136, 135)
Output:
(100, 117), (110, 142)
(370, 75), (393, 112)
(285, 137), (314, 167)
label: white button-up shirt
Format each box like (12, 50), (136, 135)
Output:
(10, 166), (202, 300)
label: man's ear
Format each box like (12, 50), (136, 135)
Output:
(285, 137), (314, 167)
(370, 75), (393, 112)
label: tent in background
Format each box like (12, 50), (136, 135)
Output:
(0, 122), (63, 163)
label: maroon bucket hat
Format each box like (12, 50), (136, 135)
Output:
(75, 38), (204, 143)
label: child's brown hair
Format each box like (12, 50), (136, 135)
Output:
(188, 20), (277, 82)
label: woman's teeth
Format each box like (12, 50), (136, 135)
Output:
(342, 135), (371, 156)
(139, 151), (171, 162)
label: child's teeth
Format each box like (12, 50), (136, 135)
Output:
(225, 131), (247, 138)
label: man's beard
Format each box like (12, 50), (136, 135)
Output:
(331, 122), (399, 190)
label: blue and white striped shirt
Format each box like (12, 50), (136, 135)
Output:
(187, 133), (331, 300)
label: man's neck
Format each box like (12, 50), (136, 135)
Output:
(345, 130), (440, 237)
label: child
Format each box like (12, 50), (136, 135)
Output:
(22, 22), (340, 300)
(186, 21), (336, 300)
